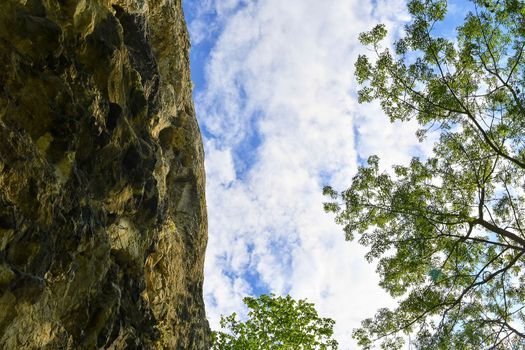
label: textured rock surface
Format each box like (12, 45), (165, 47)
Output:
(0, 0), (210, 348)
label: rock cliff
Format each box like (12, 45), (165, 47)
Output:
(0, 0), (210, 348)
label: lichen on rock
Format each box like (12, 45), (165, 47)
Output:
(0, 0), (210, 348)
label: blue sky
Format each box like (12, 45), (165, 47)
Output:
(183, 0), (468, 347)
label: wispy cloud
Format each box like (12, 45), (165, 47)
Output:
(187, 0), (425, 346)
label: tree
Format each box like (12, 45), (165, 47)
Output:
(211, 294), (338, 349)
(324, 0), (525, 348)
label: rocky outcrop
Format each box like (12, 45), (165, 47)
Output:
(0, 0), (210, 348)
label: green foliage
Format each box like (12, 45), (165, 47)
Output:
(211, 294), (338, 349)
(325, 0), (525, 348)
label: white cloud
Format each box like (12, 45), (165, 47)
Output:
(187, 0), (427, 347)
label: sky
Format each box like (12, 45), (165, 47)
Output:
(182, 0), (467, 348)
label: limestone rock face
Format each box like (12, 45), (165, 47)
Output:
(0, 0), (210, 348)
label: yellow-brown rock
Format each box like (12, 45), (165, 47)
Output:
(0, 0), (210, 348)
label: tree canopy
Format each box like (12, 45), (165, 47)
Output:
(211, 294), (338, 349)
(324, 0), (525, 348)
